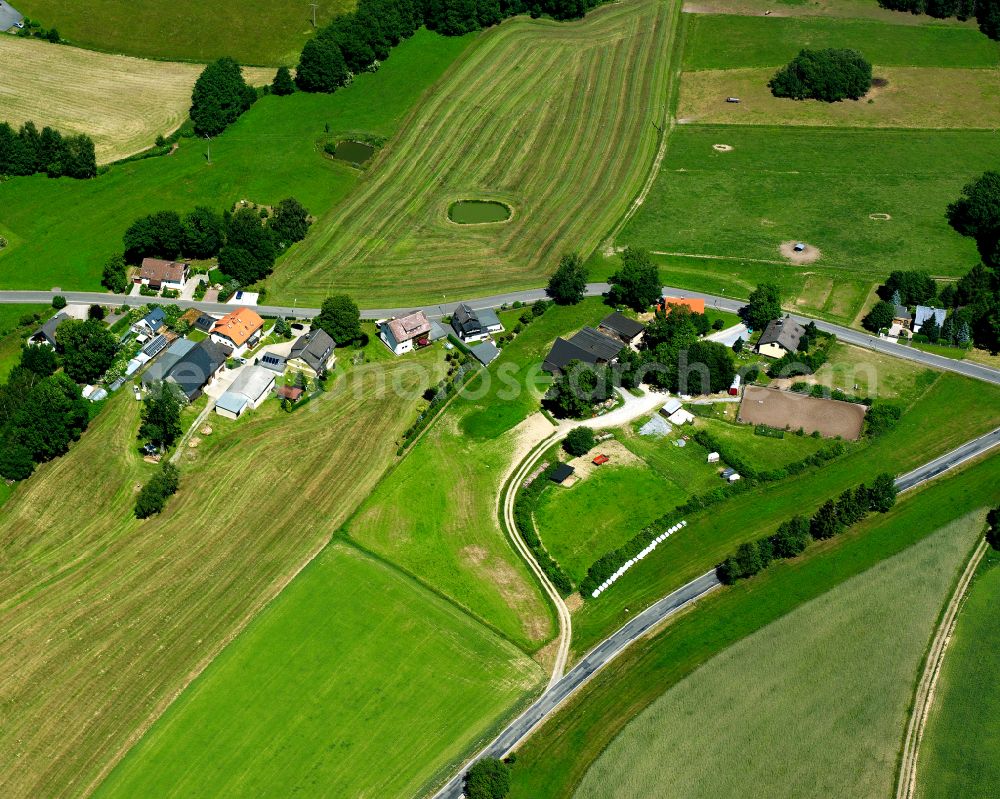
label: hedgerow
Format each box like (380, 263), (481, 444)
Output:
(512, 465), (574, 595)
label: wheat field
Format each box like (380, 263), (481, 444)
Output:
(0, 36), (274, 163)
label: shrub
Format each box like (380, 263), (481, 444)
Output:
(52, 295), (66, 309)
(563, 427), (597, 456)
(465, 758), (510, 799)
(134, 462), (180, 519)
(769, 48), (873, 102)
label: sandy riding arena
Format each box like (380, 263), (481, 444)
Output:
(779, 240), (822, 264)
(738, 385), (866, 440)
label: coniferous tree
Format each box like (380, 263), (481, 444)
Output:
(271, 66), (296, 95)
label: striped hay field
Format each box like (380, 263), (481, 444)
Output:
(0, 355), (450, 797)
(269, 0), (680, 306)
(0, 37), (274, 164)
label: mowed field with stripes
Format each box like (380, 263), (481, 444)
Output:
(269, 0), (679, 306)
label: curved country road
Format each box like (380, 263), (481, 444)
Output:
(2, 283), (998, 385)
(431, 428), (1000, 798)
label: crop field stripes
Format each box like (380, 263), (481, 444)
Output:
(271, 0), (680, 305)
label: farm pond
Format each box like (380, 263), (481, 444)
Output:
(448, 200), (512, 224)
(331, 140), (375, 165)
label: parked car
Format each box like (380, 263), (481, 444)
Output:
(725, 97), (741, 103)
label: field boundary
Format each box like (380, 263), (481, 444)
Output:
(895, 534), (989, 799)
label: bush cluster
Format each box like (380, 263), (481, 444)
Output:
(767, 331), (834, 378)
(190, 57), (258, 137)
(512, 465), (574, 595)
(0, 121), (96, 179)
(562, 426), (596, 456)
(120, 197), (310, 288)
(769, 48), (873, 102)
(716, 473), (897, 583)
(864, 401), (903, 438)
(692, 428), (846, 483)
(495, 299), (548, 346)
(753, 424), (785, 439)
(465, 757), (511, 799)
(135, 462), (181, 519)
(15, 17), (60, 42)
(296, 0), (605, 93)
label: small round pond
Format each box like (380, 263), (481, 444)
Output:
(332, 140), (375, 165)
(448, 200), (512, 224)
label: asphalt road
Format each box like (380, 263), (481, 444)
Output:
(3, 283), (997, 385)
(431, 570), (722, 799)
(431, 428), (1000, 799)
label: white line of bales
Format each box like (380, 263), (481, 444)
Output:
(590, 520), (687, 599)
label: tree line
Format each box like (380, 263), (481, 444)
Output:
(0, 120), (97, 179)
(716, 473), (898, 584)
(109, 198), (311, 291)
(876, 0), (999, 40)
(189, 57), (259, 137)
(294, 0), (605, 93)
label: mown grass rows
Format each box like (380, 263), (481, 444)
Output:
(269, 0), (678, 305)
(0, 355), (464, 798)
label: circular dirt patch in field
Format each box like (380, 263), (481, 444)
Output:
(712, 143), (734, 152)
(779, 240), (822, 264)
(869, 213), (892, 221)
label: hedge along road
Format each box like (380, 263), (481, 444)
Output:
(2, 283), (998, 385)
(431, 429), (1000, 799)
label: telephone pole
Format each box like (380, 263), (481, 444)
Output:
(309, 2), (319, 26)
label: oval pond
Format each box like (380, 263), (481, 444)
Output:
(448, 200), (512, 224)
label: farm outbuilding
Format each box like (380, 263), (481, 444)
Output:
(549, 463), (575, 484)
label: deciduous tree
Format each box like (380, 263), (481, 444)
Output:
(546, 252), (588, 305)
(56, 318), (117, 383)
(315, 294), (362, 344)
(607, 247), (660, 311)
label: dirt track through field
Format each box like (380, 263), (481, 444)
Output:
(271, 0), (680, 305)
(738, 385), (866, 440)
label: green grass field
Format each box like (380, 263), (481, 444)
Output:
(682, 14), (1000, 70)
(617, 126), (998, 292)
(0, 351), (452, 797)
(346, 300), (615, 649)
(678, 67), (1000, 129)
(679, 0), (986, 24)
(569, 370), (1000, 653)
(574, 512), (981, 799)
(268, 0), (682, 306)
(916, 548), (1000, 799)
(95, 542), (541, 799)
(696, 414), (834, 468)
(535, 463), (688, 584)
(16, 0), (354, 65)
(508, 453), (1000, 799)
(0, 29), (472, 292)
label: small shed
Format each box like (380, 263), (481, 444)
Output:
(549, 463), (575, 484)
(707, 451), (720, 464)
(729, 374), (741, 396)
(592, 454), (610, 466)
(276, 385), (304, 402)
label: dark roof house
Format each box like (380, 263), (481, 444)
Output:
(542, 326), (624, 373)
(450, 303), (504, 341)
(914, 305), (946, 331)
(598, 312), (644, 344)
(756, 316), (806, 356)
(28, 312), (69, 347)
(138, 257), (188, 288)
(289, 328), (335, 374)
(257, 351), (287, 372)
(142, 338), (196, 386)
(166, 340), (229, 401)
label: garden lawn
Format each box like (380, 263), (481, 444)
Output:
(916, 548), (1000, 799)
(569, 371), (1000, 653)
(508, 453), (1000, 799)
(95, 542), (541, 799)
(619, 424), (720, 491)
(809, 341), (937, 399)
(573, 512), (983, 799)
(0, 352), (446, 798)
(682, 14), (1000, 70)
(535, 463), (687, 584)
(696, 415), (835, 469)
(16, 0), (355, 65)
(459, 299), (608, 441)
(619, 126), (999, 290)
(0, 29), (473, 292)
